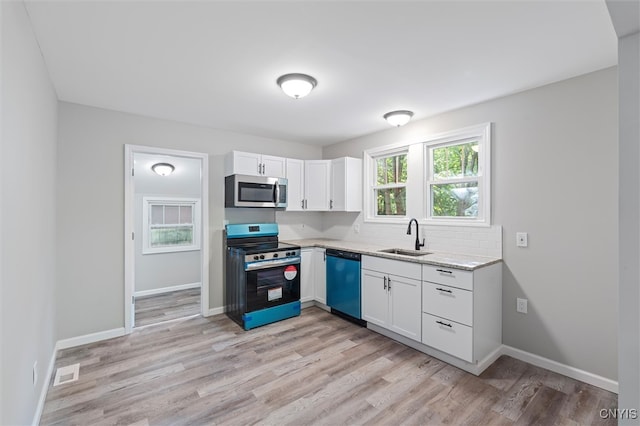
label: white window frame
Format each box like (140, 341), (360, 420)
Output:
(364, 144), (410, 223)
(363, 123), (491, 227)
(142, 196), (201, 254)
(424, 123), (491, 226)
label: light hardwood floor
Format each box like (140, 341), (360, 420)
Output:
(135, 288), (201, 327)
(41, 307), (617, 425)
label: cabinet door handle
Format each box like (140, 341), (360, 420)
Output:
(383, 276), (387, 290)
(387, 277), (391, 290)
(330, 199), (333, 209)
(258, 163), (262, 174)
(436, 287), (452, 293)
(436, 269), (453, 275)
(301, 200), (305, 209)
(436, 320), (452, 328)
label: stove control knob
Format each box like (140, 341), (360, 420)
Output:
(253, 255), (259, 260)
(259, 254), (265, 260)
(273, 253), (279, 258)
(286, 252), (291, 256)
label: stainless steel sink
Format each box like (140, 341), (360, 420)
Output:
(377, 248), (431, 257)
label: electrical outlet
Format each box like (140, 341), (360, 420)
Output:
(516, 232), (528, 247)
(354, 224), (360, 234)
(516, 298), (528, 314)
(32, 361), (38, 387)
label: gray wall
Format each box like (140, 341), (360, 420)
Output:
(134, 153), (201, 293)
(1, 2), (59, 424)
(56, 102), (322, 339)
(616, 27), (640, 420)
(324, 68), (619, 381)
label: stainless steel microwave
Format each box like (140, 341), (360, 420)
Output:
(225, 174), (288, 208)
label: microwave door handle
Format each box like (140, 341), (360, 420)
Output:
(274, 181), (280, 205)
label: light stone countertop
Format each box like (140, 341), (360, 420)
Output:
(283, 238), (502, 271)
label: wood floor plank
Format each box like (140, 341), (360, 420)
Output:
(135, 288), (200, 327)
(41, 307), (617, 425)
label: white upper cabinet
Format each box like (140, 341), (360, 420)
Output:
(230, 151), (362, 212)
(225, 151), (286, 178)
(330, 157), (362, 212)
(304, 160), (332, 211)
(286, 158), (305, 211)
(261, 154), (287, 178)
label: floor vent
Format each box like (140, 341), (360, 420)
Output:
(53, 363), (80, 386)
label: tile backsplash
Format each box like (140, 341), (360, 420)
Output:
(277, 211), (502, 258)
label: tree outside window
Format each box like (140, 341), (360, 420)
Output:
(374, 152), (407, 216)
(429, 140), (480, 218)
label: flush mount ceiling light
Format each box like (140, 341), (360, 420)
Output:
(277, 73), (317, 99)
(151, 162), (175, 176)
(383, 110), (414, 127)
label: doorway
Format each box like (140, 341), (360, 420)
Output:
(124, 145), (209, 333)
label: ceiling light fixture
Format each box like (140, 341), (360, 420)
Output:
(383, 110), (414, 127)
(277, 73), (317, 99)
(151, 162), (175, 176)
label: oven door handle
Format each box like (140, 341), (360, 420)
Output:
(245, 256), (301, 271)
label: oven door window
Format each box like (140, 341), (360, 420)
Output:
(246, 264), (300, 312)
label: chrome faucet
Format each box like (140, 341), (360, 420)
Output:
(407, 218), (425, 251)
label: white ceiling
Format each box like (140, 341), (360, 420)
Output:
(24, 0), (617, 146)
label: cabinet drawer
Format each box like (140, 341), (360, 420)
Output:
(422, 282), (472, 326)
(422, 313), (472, 362)
(422, 264), (473, 291)
(362, 255), (421, 280)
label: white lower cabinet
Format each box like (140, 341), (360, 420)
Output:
(314, 248), (326, 304)
(421, 263), (502, 364)
(300, 248), (315, 303)
(422, 313), (473, 362)
(300, 247), (327, 305)
(361, 269), (388, 326)
(362, 256), (421, 342)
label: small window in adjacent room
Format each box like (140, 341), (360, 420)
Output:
(142, 197), (201, 254)
(372, 150), (408, 218)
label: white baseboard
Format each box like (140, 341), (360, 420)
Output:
(501, 345), (618, 394)
(32, 345), (57, 426)
(56, 328), (126, 351)
(476, 345), (504, 375)
(134, 282), (201, 298)
(206, 306), (224, 316)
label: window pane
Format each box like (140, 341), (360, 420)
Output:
(431, 182), (478, 217)
(179, 206), (193, 224)
(376, 187), (406, 216)
(376, 154), (407, 185)
(433, 142), (479, 180)
(151, 205), (164, 225)
(150, 226), (194, 247)
(164, 206), (179, 224)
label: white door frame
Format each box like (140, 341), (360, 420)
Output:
(124, 144), (210, 333)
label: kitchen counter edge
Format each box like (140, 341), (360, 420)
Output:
(283, 238), (502, 271)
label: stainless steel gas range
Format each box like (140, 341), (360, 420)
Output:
(224, 223), (301, 330)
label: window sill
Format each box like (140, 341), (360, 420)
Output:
(142, 246), (201, 255)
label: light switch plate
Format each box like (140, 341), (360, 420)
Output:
(516, 232), (528, 247)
